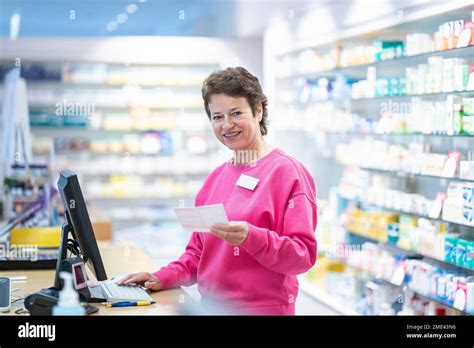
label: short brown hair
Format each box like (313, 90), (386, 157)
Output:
(201, 67), (269, 136)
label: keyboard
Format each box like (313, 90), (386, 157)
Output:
(100, 280), (153, 303)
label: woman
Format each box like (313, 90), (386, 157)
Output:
(118, 67), (317, 315)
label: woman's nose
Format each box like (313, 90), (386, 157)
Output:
(223, 116), (234, 130)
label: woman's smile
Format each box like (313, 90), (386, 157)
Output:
(222, 131), (242, 140)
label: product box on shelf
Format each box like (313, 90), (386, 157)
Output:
(466, 241), (474, 270)
(463, 97), (474, 134)
(455, 237), (474, 269)
(444, 234), (460, 265)
(460, 161), (474, 180)
(454, 278), (468, 311)
(446, 95), (463, 135)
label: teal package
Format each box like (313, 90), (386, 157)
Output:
(456, 238), (468, 268)
(444, 236), (458, 264)
(466, 240), (474, 270)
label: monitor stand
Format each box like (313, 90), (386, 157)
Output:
(53, 222), (72, 290)
(52, 222), (105, 304)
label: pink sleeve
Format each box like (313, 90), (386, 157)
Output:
(153, 232), (203, 290)
(240, 193), (317, 275)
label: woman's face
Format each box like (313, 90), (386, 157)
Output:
(208, 94), (262, 151)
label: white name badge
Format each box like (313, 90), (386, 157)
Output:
(236, 174), (260, 191)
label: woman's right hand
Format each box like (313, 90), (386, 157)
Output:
(116, 272), (162, 291)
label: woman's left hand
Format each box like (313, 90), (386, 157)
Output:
(210, 221), (249, 246)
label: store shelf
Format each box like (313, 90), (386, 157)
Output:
(359, 166), (474, 183)
(373, 278), (472, 315)
(408, 288), (474, 315)
(318, 131), (474, 138)
(31, 127), (172, 138)
(340, 194), (474, 229)
(346, 230), (474, 274)
(28, 104), (203, 112)
(350, 89), (474, 102)
(30, 101), (205, 112)
(277, 46), (474, 81)
(298, 278), (359, 315)
(268, 1), (474, 317)
(281, 89), (474, 106)
(319, 240), (473, 314)
(324, 244), (474, 314)
(274, 2), (472, 58)
(374, 278), (472, 315)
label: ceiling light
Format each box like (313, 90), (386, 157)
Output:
(10, 12), (21, 40)
(107, 21), (118, 32)
(127, 4), (138, 14)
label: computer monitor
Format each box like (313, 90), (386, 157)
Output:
(56, 170), (107, 286)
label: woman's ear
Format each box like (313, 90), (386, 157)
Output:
(256, 104), (263, 122)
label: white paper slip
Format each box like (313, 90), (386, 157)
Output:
(174, 204), (229, 232)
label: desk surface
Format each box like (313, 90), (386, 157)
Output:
(1, 242), (193, 315)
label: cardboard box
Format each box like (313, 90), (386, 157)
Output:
(92, 221), (112, 241)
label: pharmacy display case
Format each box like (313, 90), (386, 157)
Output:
(265, 2), (474, 315)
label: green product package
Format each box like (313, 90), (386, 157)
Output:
(456, 238), (469, 268)
(463, 98), (474, 134)
(463, 114), (474, 134)
(463, 98), (474, 115)
(466, 240), (474, 270)
(444, 235), (458, 264)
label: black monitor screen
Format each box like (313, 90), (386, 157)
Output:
(57, 170), (107, 281)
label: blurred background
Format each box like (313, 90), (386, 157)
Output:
(1, 0), (474, 315)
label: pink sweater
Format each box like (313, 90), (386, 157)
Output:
(154, 148), (317, 315)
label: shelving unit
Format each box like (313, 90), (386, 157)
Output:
(319, 131), (474, 138)
(266, 2), (474, 315)
(358, 166), (474, 183)
(346, 230), (474, 273)
(360, 275), (471, 315)
(349, 90), (474, 102)
(339, 194), (474, 229)
(277, 46), (474, 82)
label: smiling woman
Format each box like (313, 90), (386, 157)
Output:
(119, 67), (318, 315)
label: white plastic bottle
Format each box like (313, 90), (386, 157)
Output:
(52, 272), (86, 316)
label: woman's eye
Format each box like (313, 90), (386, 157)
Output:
(232, 111), (241, 117)
(212, 115), (222, 120)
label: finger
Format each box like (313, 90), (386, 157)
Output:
(116, 274), (135, 285)
(227, 239), (242, 246)
(122, 274), (145, 285)
(212, 224), (241, 232)
(211, 228), (244, 245)
(210, 227), (231, 240)
(144, 281), (160, 291)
